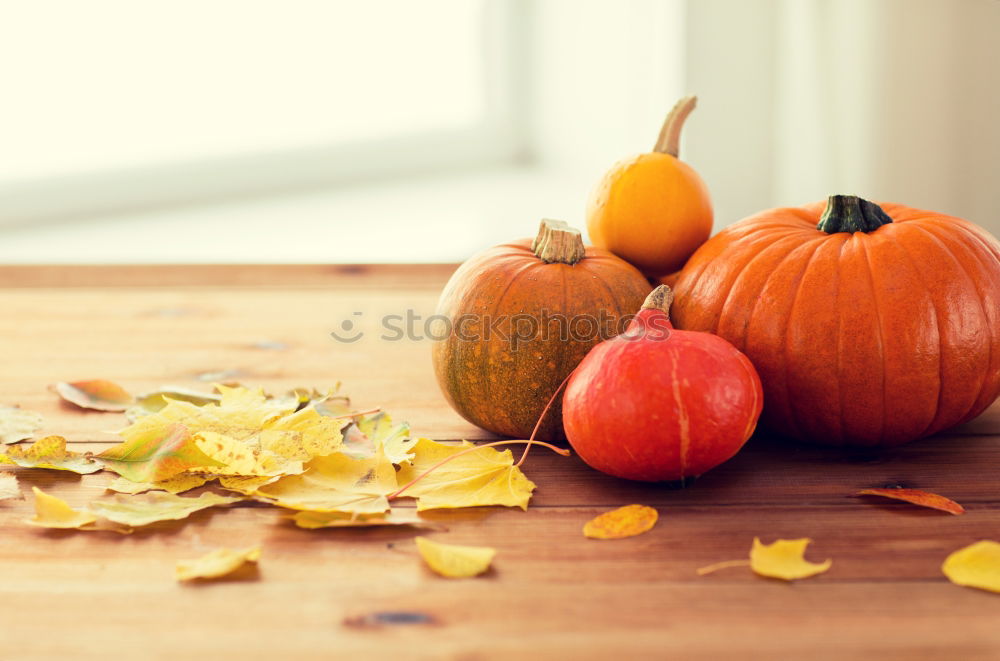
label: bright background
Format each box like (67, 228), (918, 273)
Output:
(1, 0), (997, 263)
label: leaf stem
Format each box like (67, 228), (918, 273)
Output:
(328, 407), (381, 420)
(516, 370), (575, 467)
(695, 559), (751, 576)
(387, 439), (570, 501)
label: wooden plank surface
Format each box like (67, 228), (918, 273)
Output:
(1, 265), (999, 660)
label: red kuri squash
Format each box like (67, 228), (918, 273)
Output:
(563, 285), (763, 481)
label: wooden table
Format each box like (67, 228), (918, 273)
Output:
(1, 265), (999, 660)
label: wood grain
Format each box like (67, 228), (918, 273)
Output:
(0, 265), (999, 660)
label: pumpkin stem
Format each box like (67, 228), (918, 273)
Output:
(532, 219), (586, 265)
(641, 285), (674, 315)
(817, 195), (893, 234)
(653, 95), (697, 157)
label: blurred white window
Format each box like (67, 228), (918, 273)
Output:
(0, 0), (524, 223)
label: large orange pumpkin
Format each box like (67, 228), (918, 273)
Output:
(672, 195), (1000, 446)
(433, 219), (651, 440)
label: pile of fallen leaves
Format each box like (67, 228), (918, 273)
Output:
(2, 380), (563, 579)
(3, 379), (1000, 590)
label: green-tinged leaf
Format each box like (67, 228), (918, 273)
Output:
(176, 547), (260, 582)
(25, 486), (96, 529)
(0, 405), (43, 444)
(394, 438), (536, 511)
(88, 491), (242, 527)
(125, 386), (221, 422)
(51, 379), (134, 412)
(292, 509), (445, 530)
(106, 473), (209, 495)
(415, 536), (495, 578)
(119, 385), (342, 463)
(313, 395), (353, 418)
(255, 448), (397, 514)
(342, 412), (414, 464)
(0, 473), (21, 500)
(97, 423), (224, 483)
(0, 436), (102, 474)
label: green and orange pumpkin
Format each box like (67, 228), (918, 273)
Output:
(432, 219), (651, 440)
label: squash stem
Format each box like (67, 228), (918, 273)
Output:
(387, 439), (570, 501)
(532, 219), (586, 265)
(653, 95), (697, 157)
(817, 195), (893, 234)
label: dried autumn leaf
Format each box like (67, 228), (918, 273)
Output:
(292, 509), (444, 530)
(0, 405), (43, 444)
(176, 546), (261, 582)
(342, 412), (414, 464)
(856, 488), (965, 515)
(313, 395), (354, 418)
(52, 379), (134, 412)
(125, 386), (221, 422)
(0, 473), (21, 500)
(106, 474), (209, 495)
(0, 436), (101, 474)
(217, 475), (282, 495)
(394, 438), (536, 512)
(942, 540), (1000, 593)
(120, 385), (343, 463)
(415, 536), (495, 578)
(25, 486), (97, 529)
(750, 537), (832, 581)
(88, 492), (242, 527)
(97, 423), (224, 483)
(583, 505), (658, 540)
(193, 431), (299, 478)
(255, 448), (397, 514)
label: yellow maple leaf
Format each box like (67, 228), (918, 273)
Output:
(106, 473), (209, 495)
(218, 475), (284, 495)
(0, 435), (102, 474)
(258, 407), (344, 461)
(0, 405), (43, 444)
(255, 447), (397, 514)
(415, 536), (495, 578)
(583, 505), (658, 540)
(942, 540), (1000, 593)
(25, 486), (97, 529)
(192, 431), (296, 477)
(292, 509), (444, 530)
(750, 538), (832, 580)
(0, 473), (21, 500)
(98, 423), (224, 482)
(87, 492), (242, 527)
(394, 438), (536, 511)
(176, 546), (261, 582)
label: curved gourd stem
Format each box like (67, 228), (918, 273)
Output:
(817, 195), (893, 234)
(653, 95), (697, 157)
(532, 219), (586, 264)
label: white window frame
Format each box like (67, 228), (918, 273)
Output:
(0, 0), (531, 226)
